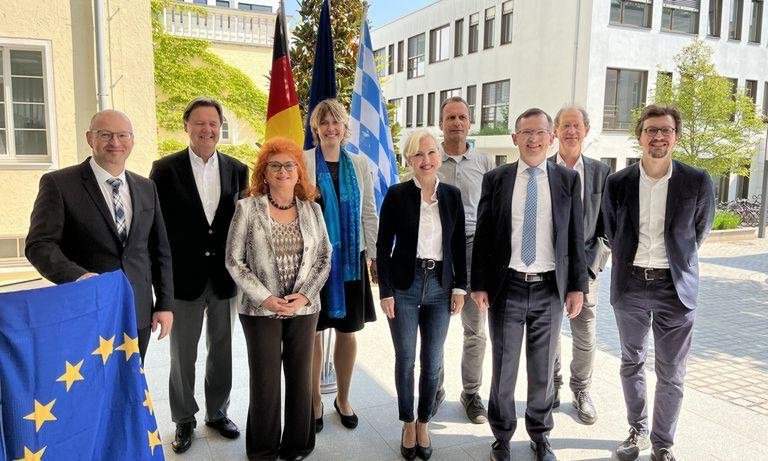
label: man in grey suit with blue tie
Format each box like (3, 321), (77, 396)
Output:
(472, 108), (588, 461)
(602, 104), (714, 461)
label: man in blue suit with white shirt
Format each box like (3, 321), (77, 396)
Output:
(602, 104), (714, 461)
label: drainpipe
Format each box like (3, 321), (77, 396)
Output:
(94, 0), (109, 110)
(570, 0), (581, 104)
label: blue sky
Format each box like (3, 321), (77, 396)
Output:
(284, 0), (435, 28)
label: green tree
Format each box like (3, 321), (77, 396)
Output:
(647, 39), (764, 177)
(150, 0), (267, 143)
(290, 0), (365, 114)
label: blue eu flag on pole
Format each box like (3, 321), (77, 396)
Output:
(0, 271), (165, 460)
(347, 18), (399, 212)
(303, 0), (337, 150)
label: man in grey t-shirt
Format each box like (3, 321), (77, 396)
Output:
(435, 96), (496, 424)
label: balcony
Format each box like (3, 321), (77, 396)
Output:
(162, 6), (275, 47)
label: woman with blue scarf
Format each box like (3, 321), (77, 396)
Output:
(304, 99), (379, 433)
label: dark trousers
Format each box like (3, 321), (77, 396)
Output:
(613, 276), (695, 450)
(138, 325), (151, 363)
(488, 276), (562, 443)
(388, 268), (451, 422)
(240, 313), (318, 461)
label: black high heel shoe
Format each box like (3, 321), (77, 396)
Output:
(334, 398), (358, 429)
(415, 421), (433, 460)
(314, 403), (324, 433)
(401, 424), (417, 460)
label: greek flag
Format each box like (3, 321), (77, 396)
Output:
(347, 18), (399, 212)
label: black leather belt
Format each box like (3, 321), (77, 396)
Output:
(630, 266), (671, 281)
(416, 258), (442, 271)
(508, 269), (554, 283)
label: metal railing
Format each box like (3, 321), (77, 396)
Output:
(163, 7), (275, 46)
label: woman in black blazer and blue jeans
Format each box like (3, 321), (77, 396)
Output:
(377, 129), (467, 460)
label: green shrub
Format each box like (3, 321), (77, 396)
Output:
(712, 210), (741, 230)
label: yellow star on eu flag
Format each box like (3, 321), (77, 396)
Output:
(23, 399), (57, 432)
(14, 446), (46, 461)
(143, 389), (154, 415)
(115, 332), (140, 361)
(147, 429), (162, 455)
(56, 360), (84, 391)
(91, 335), (115, 365)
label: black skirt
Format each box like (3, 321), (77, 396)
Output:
(316, 251), (376, 333)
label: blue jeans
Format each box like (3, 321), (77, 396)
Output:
(388, 267), (452, 422)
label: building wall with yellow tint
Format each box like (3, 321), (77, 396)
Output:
(0, 0), (157, 263)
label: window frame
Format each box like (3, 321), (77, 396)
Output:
(748, 0), (763, 43)
(661, 1), (701, 34)
(397, 40), (404, 73)
(602, 67), (648, 131)
(406, 96), (414, 127)
(427, 92), (436, 126)
(610, 0), (654, 28)
(500, 1), (514, 45)
(729, 0), (744, 40)
(429, 24), (451, 64)
(407, 33), (426, 79)
(388, 44), (395, 75)
(468, 13), (479, 54)
(454, 18), (464, 57)
(480, 80), (510, 130)
(709, 0), (723, 36)
(466, 85), (477, 123)
(483, 6), (496, 49)
(416, 94), (425, 127)
(0, 39), (58, 169)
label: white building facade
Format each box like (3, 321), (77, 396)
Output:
(371, 0), (768, 201)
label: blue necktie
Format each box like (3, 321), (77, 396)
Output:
(106, 178), (128, 245)
(521, 167), (539, 266)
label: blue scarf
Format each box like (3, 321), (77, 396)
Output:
(316, 146), (361, 318)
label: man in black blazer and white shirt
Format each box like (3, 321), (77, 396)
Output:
(472, 108), (588, 461)
(603, 105), (714, 461)
(150, 98), (248, 453)
(26, 110), (174, 360)
(549, 107), (611, 425)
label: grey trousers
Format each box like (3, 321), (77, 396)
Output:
(613, 276), (695, 450)
(553, 276), (599, 393)
(487, 276), (562, 443)
(169, 280), (235, 424)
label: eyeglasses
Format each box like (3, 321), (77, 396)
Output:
(516, 129), (551, 138)
(643, 127), (676, 137)
(91, 130), (134, 141)
(267, 161), (298, 172)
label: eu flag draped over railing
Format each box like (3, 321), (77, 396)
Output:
(347, 17), (399, 212)
(303, 0), (337, 150)
(0, 271), (164, 461)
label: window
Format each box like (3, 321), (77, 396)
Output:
(763, 82), (768, 116)
(406, 96), (413, 127)
(749, 0), (763, 42)
(416, 94), (424, 126)
(626, 157), (641, 168)
(397, 41), (404, 73)
(610, 0), (653, 28)
(389, 98), (402, 126)
(407, 33), (425, 79)
(439, 88), (461, 105)
(662, 1), (700, 34)
(427, 93), (436, 126)
(481, 80), (510, 129)
(600, 157), (618, 173)
(709, 0), (723, 35)
(220, 115), (231, 143)
(373, 48), (386, 78)
(745, 79), (758, 105)
(0, 44), (55, 164)
(469, 13), (479, 53)
(388, 44), (395, 75)
(729, 0), (744, 39)
(466, 85), (477, 123)
(494, 155), (507, 166)
(454, 19), (464, 57)
(484, 7), (496, 49)
(501, 1), (514, 45)
(237, 2), (271, 12)
(216, 0), (230, 7)
(193, 0), (207, 3)
(603, 68), (648, 130)
(429, 24), (450, 63)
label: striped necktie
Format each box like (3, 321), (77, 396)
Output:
(521, 167), (539, 266)
(106, 178), (128, 245)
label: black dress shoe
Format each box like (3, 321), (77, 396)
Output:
(334, 398), (358, 429)
(172, 422), (194, 453)
(415, 422), (432, 460)
(315, 403), (324, 433)
(205, 417), (240, 439)
(401, 426), (417, 460)
(530, 440), (557, 461)
(489, 439), (510, 461)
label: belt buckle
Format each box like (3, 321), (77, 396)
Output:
(643, 268), (653, 281)
(424, 259), (436, 270)
(524, 272), (537, 282)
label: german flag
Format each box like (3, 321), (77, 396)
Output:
(265, 10), (304, 147)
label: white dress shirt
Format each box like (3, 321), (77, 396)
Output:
(509, 160), (555, 272)
(90, 157), (132, 234)
(634, 161), (673, 269)
(556, 153), (584, 203)
(189, 148), (221, 225)
(413, 176), (443, 260)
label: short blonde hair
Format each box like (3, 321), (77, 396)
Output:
(308, 99), (351, 147)
(402, 129), (438, 160)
